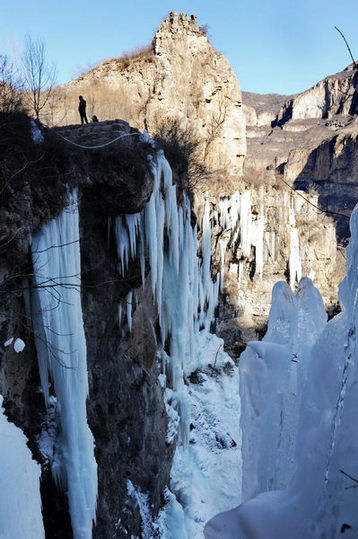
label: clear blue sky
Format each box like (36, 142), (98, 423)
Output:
(1, 0), (358, 95)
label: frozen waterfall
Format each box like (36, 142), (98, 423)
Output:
(114, 150), (220, 442)
(205, 205), (358, 538)
(31, 190), (97, 539)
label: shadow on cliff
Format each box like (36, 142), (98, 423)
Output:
(292, 135), (356, 245)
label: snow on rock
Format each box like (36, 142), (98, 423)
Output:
(31, 190), (97, 539)
(14, 337), (25, 353)
(30, 119), (44, 144)
(4, 336), (26, 352)
(4, 337), (14, 347)
(127, 480), (155, 539)
(0, 395), (44, 538)
(205, 205), (358, 538)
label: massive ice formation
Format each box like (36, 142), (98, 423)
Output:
(205, 205), (358, 538)
(239, 277), (327, 501)
(31, 190), (97, 539)
(115, 150), (220, 442)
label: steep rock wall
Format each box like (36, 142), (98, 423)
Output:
(242, 66), (358, 246)
(0, 117), (167, 538)
(274, 64), (358, 126)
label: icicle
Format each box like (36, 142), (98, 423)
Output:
(125, 213), (141, 259)
(115, 216), (130, 276)
(219, 239), (228, 292)
(201, 196), (212, 305)
(230, 191), (240, 232)
(114, 151), (219, 445)
(218, 197), (229, 229)
(255, 185), (265, 279)
(240, 190), (252, 258)
(126, 291), (133, 333)
(31, 190), (97, 539)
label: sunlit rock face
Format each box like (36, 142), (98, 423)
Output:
(242, 65), (358, 243)
(49, 12), (246, 175)
(275, 64), (358, 124)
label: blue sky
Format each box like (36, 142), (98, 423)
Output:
(1, 0), (358, 95)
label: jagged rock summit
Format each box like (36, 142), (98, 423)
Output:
(51, 12), (246, 175)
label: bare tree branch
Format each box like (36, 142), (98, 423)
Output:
(335, 27), (357, 67)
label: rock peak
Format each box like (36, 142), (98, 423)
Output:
(153, 11), (206, 51)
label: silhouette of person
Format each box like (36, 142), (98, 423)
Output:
(92, 115), (99, 122)
(78, 96), (88, 124)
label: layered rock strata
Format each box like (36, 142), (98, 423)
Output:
(242, 65), (358, 243)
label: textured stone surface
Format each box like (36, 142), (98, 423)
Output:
(242, 65), (358, 244)
(0, 119), (164, 538)
(47, 13), (246, 176)
(194, 184), (342, 358)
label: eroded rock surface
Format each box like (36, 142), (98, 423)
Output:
(47, 12), (246, 176)
(242, 65), (358, 243)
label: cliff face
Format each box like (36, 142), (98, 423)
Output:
(48, 12), (246, 176)
(243, 65), (358, 243)
(275, 64), (358, 125)
(0, 117), (169, 538)
(194, 183), (341, 357)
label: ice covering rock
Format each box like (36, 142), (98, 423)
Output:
(205, 205), (358, 538)
(157, 332), (242, 538)
(0, 395), (44, 538)
(31, 190), (97, 539)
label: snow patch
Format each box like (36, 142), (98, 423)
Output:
(0, 395), (44, 538)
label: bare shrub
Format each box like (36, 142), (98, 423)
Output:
(0, 54), (25, 113)
(154, 119), (213, 196)
(121, 45), (153, 63)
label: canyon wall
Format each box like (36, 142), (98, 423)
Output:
(2, 14), (358, 538)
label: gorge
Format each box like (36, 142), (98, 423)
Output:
(1, 11), (358, 539)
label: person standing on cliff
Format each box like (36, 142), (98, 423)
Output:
(78, 96), (88, 124)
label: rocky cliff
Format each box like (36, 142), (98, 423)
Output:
(242, 64), (358, 243)
(48, 12), (246, 177)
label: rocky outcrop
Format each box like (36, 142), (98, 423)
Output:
(0, 117), (167, 538)
(242, 91), (292, 127)
(47, 12), (246, 176)
(274, 64), (358, 126)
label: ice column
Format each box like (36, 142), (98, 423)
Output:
(239, 277), (327, 502)
(31, 190), (97, 539)
(239, 190), (252, 258)
(255, 185), (265, 279)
